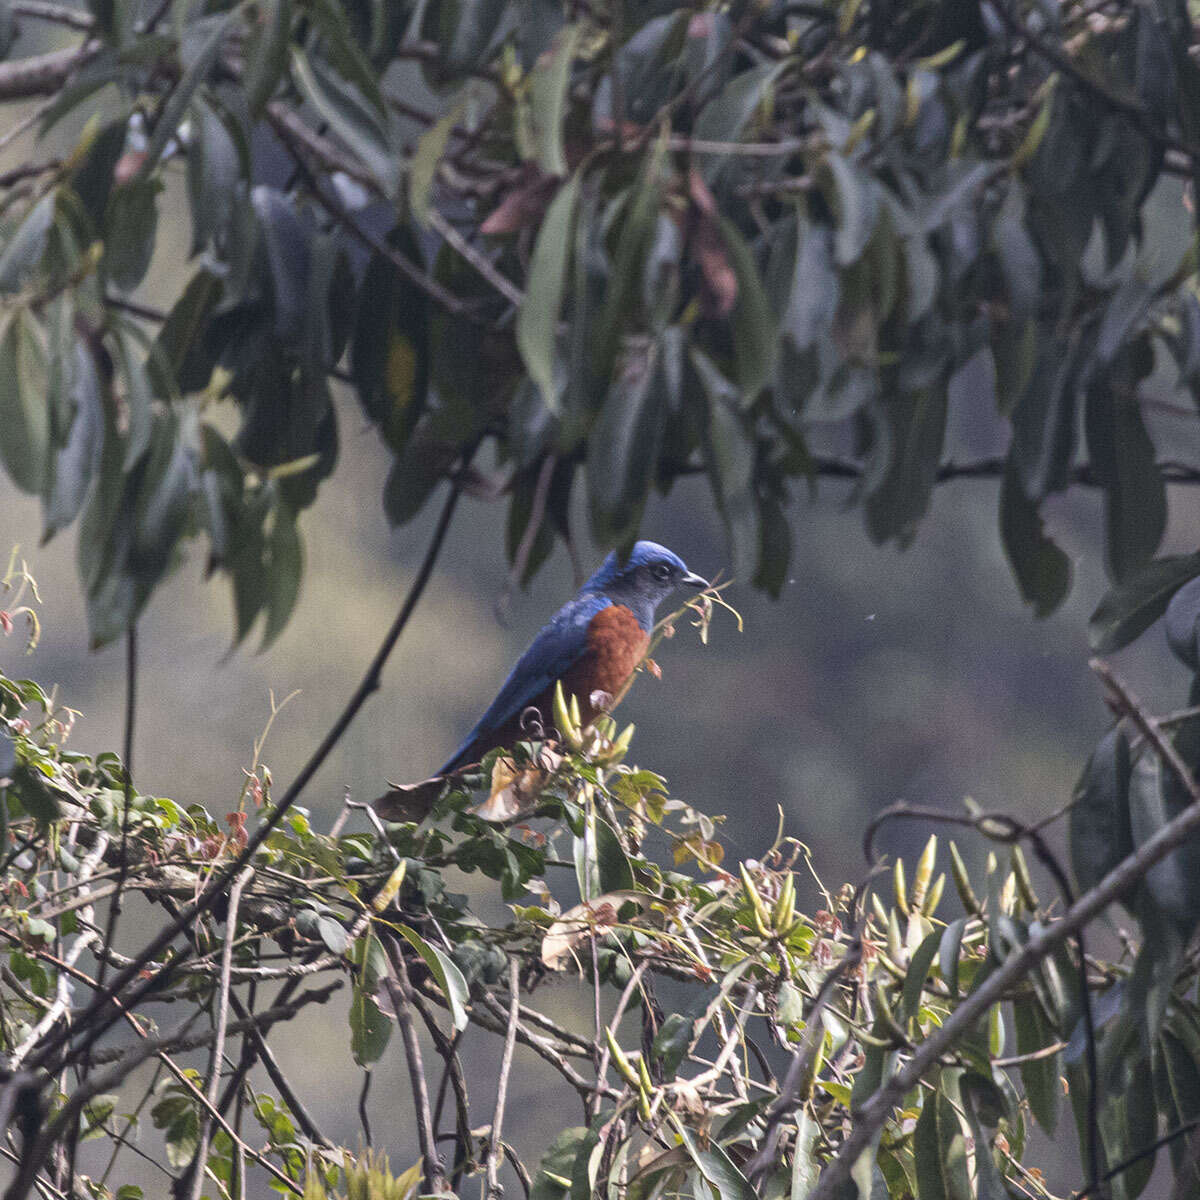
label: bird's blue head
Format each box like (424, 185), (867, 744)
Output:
(580, 541), (708, 629)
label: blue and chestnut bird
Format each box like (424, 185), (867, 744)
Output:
(438, 541), (708, 775)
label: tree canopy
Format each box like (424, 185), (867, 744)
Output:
(0, 0), (1198, 645)
(7, 1), (1200, 1199)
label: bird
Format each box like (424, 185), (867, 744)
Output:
(438, 541), (708, 776)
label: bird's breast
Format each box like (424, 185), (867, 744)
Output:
(561, 604), (650, 715)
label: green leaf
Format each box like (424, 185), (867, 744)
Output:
(587, 341), (665, 546)
(44, 342), (104, 541)
(1069, 725), (1134, 897)
(517, 173), (579, 414)
(1085, 366), (1166, 583)
(530, 1128), (591, 1200)
(527, 24), (581, 177)
(1013, 995), (1060, 1135)
(187, 96), (244, 256)
(718, 217), (777, 401)
(673, 1118), (756, 1200)
(290, 47), (399, 195)
(863, 390), (948, 546)
(938, 916), (967, 998)
(827, 153), (880, 267)
(410, 94), (468, 227)
(1088, 553), (1200, 653)
(1000, 453), (1071, 617)
(143, 14), (233, 170)
(0, 310), (48, 495)
(148, 269), (223, 397)
(261, 505), (302, 649)
(692, 63), (784, 184)
(902, 929), (942, 1020)
(0, 193), (55, 293)
(243, 0), (293, 113)
(694, 350), (756, 582)
(395, 924), (470, 1031)
(104, 178), (159, 293)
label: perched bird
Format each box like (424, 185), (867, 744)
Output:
(438, 541), (708, 775)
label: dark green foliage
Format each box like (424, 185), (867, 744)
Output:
(0, 0), (1195, 644)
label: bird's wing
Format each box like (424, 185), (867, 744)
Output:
(439, 594), (612, 773)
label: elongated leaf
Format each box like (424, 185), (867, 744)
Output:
(587, 341), (665, 545)
(395, 923), (470, 1031)
(517, 173), (579, 414)
(1013, 995), (1060, 1135)
(527, 24), (581, 176)
(1089, 553), (1200, 653)
(349, 933), (391, 1065)
(0, 194), (55, 293)
(902, 928), (942, 1020)
(1085, 366), (1166, 583)
(1070, 725), (1134, 898)
(718, 217), (776, 401)
(1000, 453), (1071, 617)
(244, 0), (293, 113)
(43, 342), (103, 540)
(143, 14), (233, 169)
(410, 94), (468, 226)
(0, 310), (48, 495)
(290, 47), (399, 195)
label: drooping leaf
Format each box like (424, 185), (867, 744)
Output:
(999, 453), (1071, 617)
(395, 923), (470, 1031)
(526, 24), (581, 177)
(0, 194), (55, 293)
(0, 310), (48, 496)
(1089, 553), (1200, 653)
(517, 173), (579, 414)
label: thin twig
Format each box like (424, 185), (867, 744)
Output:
(383, 939), (447, 1195)
(483, 957), (520, 1200)
(187, 866), (252, 1200)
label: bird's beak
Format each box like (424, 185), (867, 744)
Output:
(681, 571), (709, 589)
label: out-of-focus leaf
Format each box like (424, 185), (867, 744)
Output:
(420, 0), (506, 81)
(143, 13), (233, 169)
(410, 94), (468, 226)
(44, 341), (103, 541)
(148, 269), (223, 397)
(290, 47), (399, 195)
(395, 923), (469, 1031)
(104, 178), (159, 293)
(693, 350), (756, 582)
(692, 63), (783, 184)
(252, 186), (311, 340)
(588, 341), (665, 546)
(1089, 553), (1200, 653)
(517, 173), (579, 414)
(863, 390), (948, 545)
(187, 97), (242, 255)
(1013, 995), (1060, 1135)
(1165, 575), (1200, 668)
(827, 153), (880, 266)
(0, 310), (48, 495)
(0, 194), (55, 293)
(718, 217), (776, 400)
(1129, 751), (1200, 936)
(1010, 346), (1076, 499)
(785, 223), (837, 351)
(243, 0), (292, 113)
(1000, 454), (1071, 617)
(1069, 725), (1134, 898)
(526, 24), (581, 177)
(1085, 367), (1165, 583)
(261, 505), (302, 649)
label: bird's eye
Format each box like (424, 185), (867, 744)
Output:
(650, 562), (672, 582)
